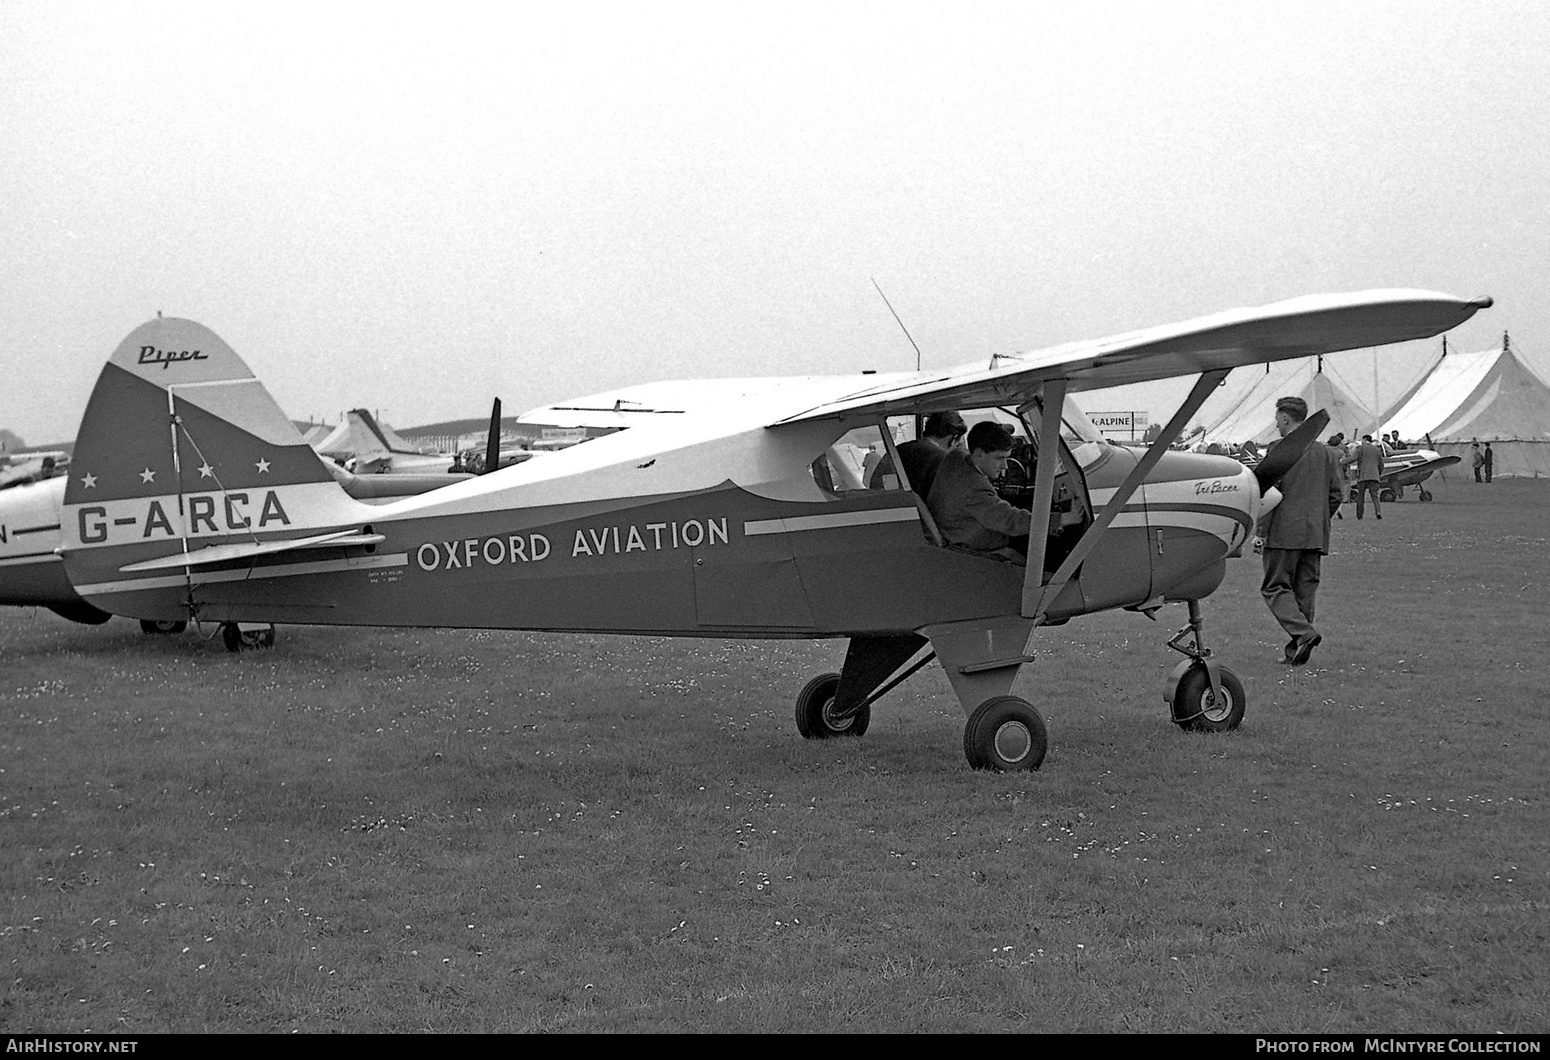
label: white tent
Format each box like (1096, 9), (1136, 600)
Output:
(1076, 358), (1378, 448)
(1192, 359), (1376, 446)
(1380, 336), (1550, 477)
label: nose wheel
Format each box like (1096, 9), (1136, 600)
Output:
(1163, 600), (1246, 733)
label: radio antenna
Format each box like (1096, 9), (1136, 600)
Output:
(871, 278), (923, 372)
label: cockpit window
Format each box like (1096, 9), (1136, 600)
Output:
(811, 424), (904, 495)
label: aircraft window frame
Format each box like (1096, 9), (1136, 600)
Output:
(1004, 403), (1094, 530)
(808, 422), (907, 496)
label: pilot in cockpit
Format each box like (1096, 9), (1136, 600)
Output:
(927, 422), (1033, 562)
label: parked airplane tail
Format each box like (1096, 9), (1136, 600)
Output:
(61, 318), (369, 619)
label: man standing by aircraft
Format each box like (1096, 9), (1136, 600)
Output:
(1255, 397), (1344, 666)
(1346, 434), (1386, 519)
(927, 421), (1033, 560)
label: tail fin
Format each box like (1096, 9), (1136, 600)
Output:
(349, 408), (417, 455)
(66, 318), (336, 510)
(62, 318), (363, 616)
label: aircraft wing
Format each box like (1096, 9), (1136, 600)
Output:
(117, 529), (386, 573)
(1385, 454), (1460, 484)
(772, 289), (1492, 425)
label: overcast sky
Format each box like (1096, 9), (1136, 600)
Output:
(3, 0), (1545, 444)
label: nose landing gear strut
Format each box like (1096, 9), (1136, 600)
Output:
(1162, 600), (1245, 733)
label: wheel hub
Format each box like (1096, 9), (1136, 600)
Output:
(1200, 686), (1234, 722)
(821, 698), (856, 733)
(992, 720), (1033, 764)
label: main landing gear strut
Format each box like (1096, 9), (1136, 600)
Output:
(793, 603), (1246, 771)
(793, 620), (1049, 772)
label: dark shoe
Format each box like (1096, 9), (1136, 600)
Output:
(1375, 514), (1382, 519)
(1290, 633), (1322, 666)
(1282, 637), (1298, 663)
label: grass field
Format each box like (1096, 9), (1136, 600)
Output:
(2, 475), (1546, 1033)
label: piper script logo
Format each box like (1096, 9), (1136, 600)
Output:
(137, 345), (208, 370)
(1194, 479), (1240, 495)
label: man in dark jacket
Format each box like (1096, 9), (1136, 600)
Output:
(1346, 434), (1386, 519)
(1255, 397), (1344, 665)
(870, 411), (966, 497)
(926, 421), (1033, 558)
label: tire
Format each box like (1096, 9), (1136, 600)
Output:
(794, 672), (869, 738)
(1170, 664), (1246, 733)
(963, 696), (1047, 772)
(222, 623), (277, 651)
(1379, 487), (1397, 503)
(1419, 488), (1433, 502)
(139, 619), (187, 635)
(1348, 486), (1359, 502)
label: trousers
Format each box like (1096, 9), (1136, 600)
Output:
(1261, 547), (1320, 640)
(1354, 479), (1382, 517)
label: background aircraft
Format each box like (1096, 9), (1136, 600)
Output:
(0, 450), (71, 491)
(1358, 448), (1460, 502)
(51, 291), (1489, 769)
(313, 409), (457, 474)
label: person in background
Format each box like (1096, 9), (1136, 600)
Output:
(1326, 433), (1348, 519)
(1471, 442), (1484, 483)
(861, 445), (884, 488)
(1255, 397), (1344, 666)
(1484, 442), (1494, 483)
(1346, 434), (1385, 520)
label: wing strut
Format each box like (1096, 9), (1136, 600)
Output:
(1021, 369), (1229, 625)
(1019, 378), (1069, 599)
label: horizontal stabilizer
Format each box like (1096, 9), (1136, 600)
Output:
(118, 529), (385, 573)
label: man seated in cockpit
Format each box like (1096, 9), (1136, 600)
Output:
(926, 422), (1033, 561)
(870, 411), (966, 495)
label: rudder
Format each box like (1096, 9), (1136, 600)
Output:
(62, 318), (362, 618)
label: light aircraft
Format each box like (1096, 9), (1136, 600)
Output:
(1353, 448), (1460, 502)
(314, 408), (458, 475)
(50, 290), (1489, 769)
(0, 450), (71, 491)
(0, 475), (115, 626)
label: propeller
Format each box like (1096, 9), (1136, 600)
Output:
(1251, 408), (1330, 493)
(483, 397), (502, 475)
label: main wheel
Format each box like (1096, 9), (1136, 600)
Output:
(963, 696), (1047, 772)
(794, 673), (869, 738)
(221, 623), (276, 652)
(1348, 485), (1359, 502)
(1170, 664), (1246, 733)
(1379, 487), (1397, 503)
(139, 619), (187, 635)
